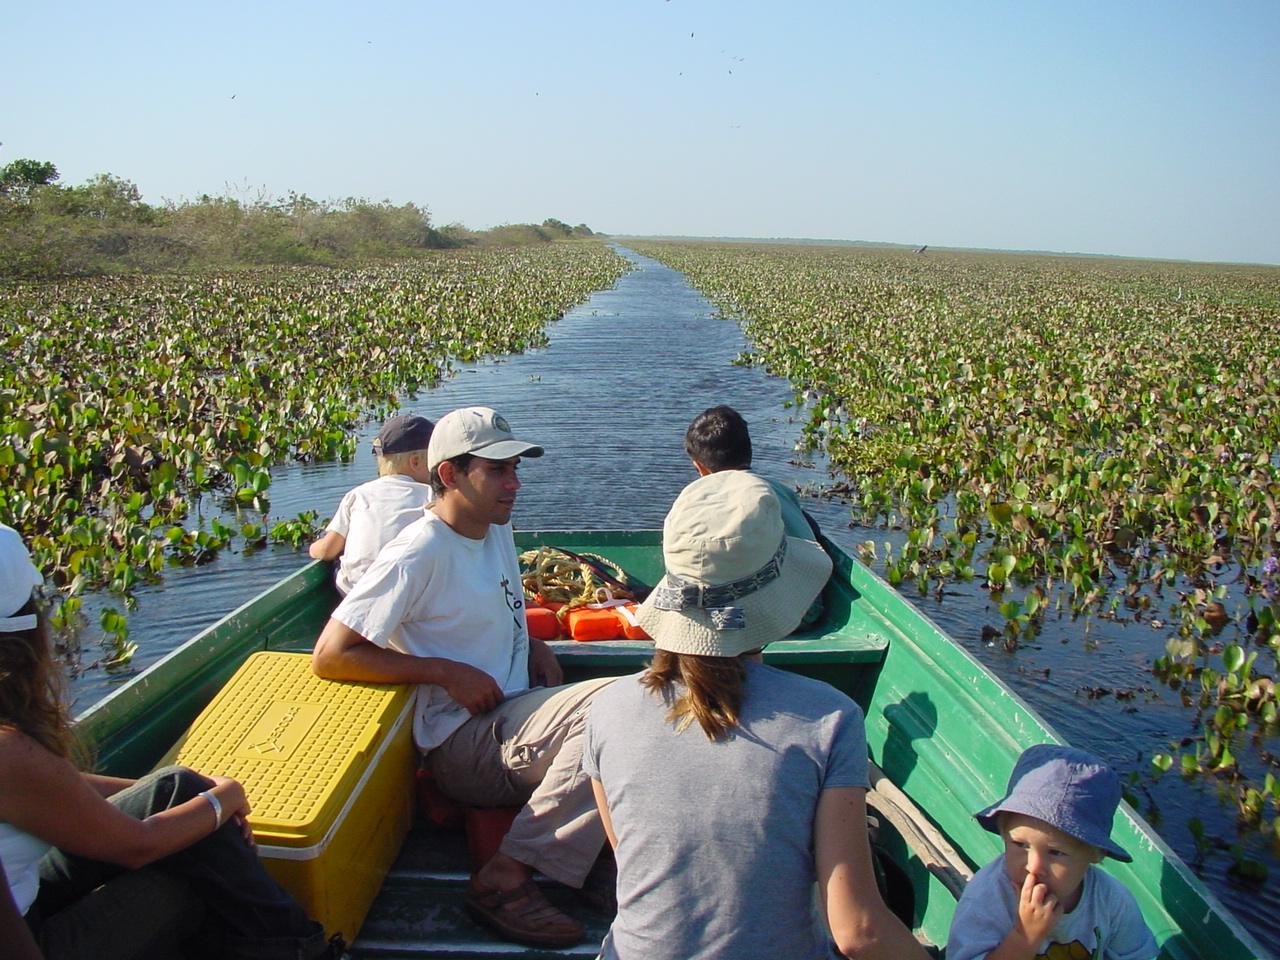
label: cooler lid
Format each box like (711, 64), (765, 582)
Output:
(174, 652), (413, 847)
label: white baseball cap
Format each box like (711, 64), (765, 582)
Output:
(427, 406), (545, 471)
(0, 523), (43, 633)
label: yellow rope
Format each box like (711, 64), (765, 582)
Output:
(519, 547), (636, 621)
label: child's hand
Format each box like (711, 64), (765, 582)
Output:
(1015, 870), (1062, 945)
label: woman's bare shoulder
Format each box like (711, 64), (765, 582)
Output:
(0, 726), (73, 790)
(0, 724), (38, 759)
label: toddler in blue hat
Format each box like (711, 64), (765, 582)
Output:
(946, 744), (1157, 960)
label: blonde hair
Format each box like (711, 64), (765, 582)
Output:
(0, 598), (83, 763)
(640, 650), (747, 741)
(377, 449), (426, 477)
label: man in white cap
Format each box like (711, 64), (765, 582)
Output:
(313, 406), (612, 948)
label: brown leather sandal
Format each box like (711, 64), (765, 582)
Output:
(464, 880), (585, 947)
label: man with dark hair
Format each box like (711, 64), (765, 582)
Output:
(684, 405), (827, 625)
(313, 406), (612, 949)
(683, 404), (753, 472)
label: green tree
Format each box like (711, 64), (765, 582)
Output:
(0, 159), (59, 200)
(44, 173), (155, 223)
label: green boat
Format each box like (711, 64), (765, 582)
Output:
(75, 531), (1269, 960)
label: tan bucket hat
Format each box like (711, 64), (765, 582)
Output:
(636, 471), (832, 657)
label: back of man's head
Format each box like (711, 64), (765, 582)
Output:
(685, 405), (752, 472)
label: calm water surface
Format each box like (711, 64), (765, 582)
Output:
(68, 247), (1278, 951)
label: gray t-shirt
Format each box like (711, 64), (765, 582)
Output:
(583, 660), (869, 960)
(947, 855), (1158, 960)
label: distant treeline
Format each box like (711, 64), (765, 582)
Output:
(0, 158), (597, 279)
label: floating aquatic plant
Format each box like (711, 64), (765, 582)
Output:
(1, 244), (630, 668)
(632, 239), (1280, 848)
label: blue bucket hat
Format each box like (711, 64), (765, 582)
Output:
(975, 743), (1132, 862)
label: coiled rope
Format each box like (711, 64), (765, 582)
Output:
(519, 546), (644, 621)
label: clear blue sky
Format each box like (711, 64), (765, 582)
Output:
(5, 1), (1278, 264)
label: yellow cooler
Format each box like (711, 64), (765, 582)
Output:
(173, 651), (415, 942)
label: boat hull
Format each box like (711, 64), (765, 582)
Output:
(74, 531), (1268, 959)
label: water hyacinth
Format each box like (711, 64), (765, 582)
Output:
(1, 244), (629, 663)
(631, 239), (1280, 846)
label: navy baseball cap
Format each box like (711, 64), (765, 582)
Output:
(373, 414), (434, 456)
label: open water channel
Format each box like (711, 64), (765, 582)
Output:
(68, 246), (1279, 951)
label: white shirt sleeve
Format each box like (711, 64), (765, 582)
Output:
(327, 488), (358, 536)
(331, 531), (429, 648)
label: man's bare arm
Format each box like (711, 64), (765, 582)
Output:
(312, 618), (504, 714)
(309, 530), (346, 561)
(313, 617), (430, 683)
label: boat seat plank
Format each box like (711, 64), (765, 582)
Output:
(866, 761), (973, 901)
(548, 627), (890, 668)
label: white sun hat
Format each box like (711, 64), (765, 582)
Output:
(0, 523), (43, 633)
(636, 471), (832, 657)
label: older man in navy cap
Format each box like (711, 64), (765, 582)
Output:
(309, 413), (435, 595)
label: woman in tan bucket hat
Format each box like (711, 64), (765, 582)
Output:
(582, 472), (929, 960)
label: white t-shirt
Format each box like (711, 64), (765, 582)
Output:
(326, 474), (433, 595)
(1, 820), (51, 915)
(332, 511), (531, 750)
(947, 855), (1158, 960)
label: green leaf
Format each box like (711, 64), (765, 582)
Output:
(1214, 705), (1235, 730)
(999, 600), (1023, 620)
(1219, 741), (1235, 768)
